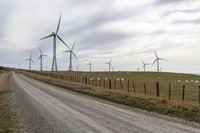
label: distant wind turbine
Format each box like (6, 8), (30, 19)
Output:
(63, 41), (77, 71)
(77, 64), (81, 71)
(152, 51), (165, 72)
(105, 59), (112, 72)
(38, 47), (48, 71)
(25, 53), (34, 70)
(88, 60), (92, 72)
(40, 13), (70, 71)
(136, 66), (140, 71)
(142, 60), (149, 72)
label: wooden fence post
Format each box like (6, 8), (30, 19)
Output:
(120, 80), (123, 90)
(127, 80), (130, 92)
(104, 78), (106, 88)
(132, 81), (136, 93)
(114, 79), (117, 89)
(169, 83), (171, 100)
(109, 79), (112, 89)
(144, 83), (146, 96)
(156, 82), (160, 97)
(198, 86), (200, 105)
(182, 84), (185, 102)
(100, 78), (102, 87)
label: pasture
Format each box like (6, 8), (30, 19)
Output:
(29, 71), (200, 105)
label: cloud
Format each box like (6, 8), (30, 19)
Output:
(0, 0), (199, 72)
(154, 0), (190, 5)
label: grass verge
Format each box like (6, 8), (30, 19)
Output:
(22, 72), (200, 123)
(0, 71), (21, 132)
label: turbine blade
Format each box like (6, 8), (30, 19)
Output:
(159, 58), (166, 60)
(72, 41), (76, 50)
(38, 56), (41, 61)
(63, 50), (70, 53)
(42, 54), (48, 57)
(152, 59), (157, 65)
(57, 35), (70, 49)
(72, 51), (78, 59)
(39, 34), (53, 40)
(154, 50), (158, 58)
(39, 47), (42, 54)
(56, 13), (62, 34)
(31, 59), (34, 63)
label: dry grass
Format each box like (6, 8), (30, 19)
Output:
(0, 71), (21, 132)
(22, 71), (200, 123)
(28, 71), (200, 105)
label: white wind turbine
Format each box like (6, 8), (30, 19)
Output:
(63, 41), (78, 71)
(40, 14), (70, 71)
(142, 60), (149, 72)
(105, 59), (112, 72)
(152, 51), (165, 72)
(25, 53), (34, 70)
(38, 47), (48, 71)
(88, 60), (92, 72)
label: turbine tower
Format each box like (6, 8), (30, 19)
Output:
(40, 14), (70, 71)
(63, 41), (77, 71)
(152, 51), (165, 72)
(88, 60), (92, 72)
(77, 64), (81, 71)
(142, 60), (149, 72)
(25, 53), (34, 70)
(38, 47), (48, 71)
(105, 59), (112, 72)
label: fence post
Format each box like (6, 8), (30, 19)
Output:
(120, 80), (123, 90)
(114, 79), (117, 89)
(109, 79), (112, 89)
(132, 81), (136, 93)
(198, 86), (200, 105)
(127, 80), (130, 92)
(182, 84), (185, 102)
(144, 83), (146, 96)
(169, 83), (171, 100)
(104, 78), (106, 88)
(156, 82), (160, 97)
(100, 78), (102, 87)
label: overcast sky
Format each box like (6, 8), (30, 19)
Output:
(0, 0), (200, 73)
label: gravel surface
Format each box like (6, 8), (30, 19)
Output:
(10, 72), (200, 133)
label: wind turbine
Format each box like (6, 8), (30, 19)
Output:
(63, 41), (77, 71)
(25, 53), (34, 70)
(105, 59), (112, 72)
(88, 60), (92, 72)
(38, 47), (48, 71)
(136, 66), (140, 71)
(77, 64), (81, 71)
(40, 14), (70, 71)
(142, 60), (149, 72)
(152, 51), (165, 72)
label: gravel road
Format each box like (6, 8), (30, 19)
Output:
(10, 72), (200, 133)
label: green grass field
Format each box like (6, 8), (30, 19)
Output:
(30, 71), (200, 105)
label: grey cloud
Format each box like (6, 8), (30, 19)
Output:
(77, 30), (132, 50)
(161, 8), (200, 16)
(172, 18), (200, 24)
(154, 0), (190, 5)
(62, 5), (145, 38)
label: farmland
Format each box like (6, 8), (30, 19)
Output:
(21, 70), (200, 123)
(29, 71), (200, 104)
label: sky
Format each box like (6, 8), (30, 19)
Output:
(0, 0), (200, 73)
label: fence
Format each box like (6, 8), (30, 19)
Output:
(26, 70), (200, 105)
